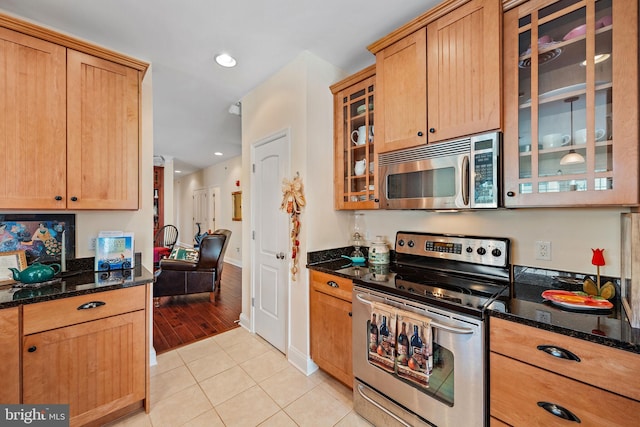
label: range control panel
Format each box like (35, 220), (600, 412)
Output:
(395, 232), (509, 268)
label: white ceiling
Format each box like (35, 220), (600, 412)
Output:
(0, 0), (438, 174)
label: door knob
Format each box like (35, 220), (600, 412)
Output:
(276, 252), (285, 259)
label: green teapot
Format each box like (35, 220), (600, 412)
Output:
(10, 262), (61, 284)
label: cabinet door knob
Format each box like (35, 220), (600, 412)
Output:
(417, 131), (424, 137)
(506, 191), (516, 197)
(27, 346), (37, 353)
(537, 402), (581, 423)
(537, 345), (581, 362)
(429, 128), (435, 133)
(70, 196), (78, 202)
(348, 312), (352, 317)
(55, 195), (63, 201)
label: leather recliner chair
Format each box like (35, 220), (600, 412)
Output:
(153, 229), (231, 300)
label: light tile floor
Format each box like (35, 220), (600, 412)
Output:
(107, 327), (373, 427)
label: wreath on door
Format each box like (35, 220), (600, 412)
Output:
(280, 173), (306, 280)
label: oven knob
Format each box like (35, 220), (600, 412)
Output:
(407, 240), (415, 248)
(466, 246), (473, 253)
(398, 239), (405, 247)
(492, 248), (502, 257)
(477, 247), (486, 255)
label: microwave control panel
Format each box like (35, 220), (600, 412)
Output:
(470, 132), (501, 208)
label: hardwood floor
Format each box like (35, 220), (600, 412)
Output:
(152, 263), (242, 354)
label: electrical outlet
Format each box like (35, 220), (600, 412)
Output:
(88, 236), (97, 251)
(535, 240), (552, 261)
(535, 309), (552, 323)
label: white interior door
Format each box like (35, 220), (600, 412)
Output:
(252, 130), (289, 353)
(193, 188), (208, 243)
(208, 186), (220, 232)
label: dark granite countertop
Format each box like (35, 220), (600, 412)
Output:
(307, 250), (640, 355)
(490, 266), (640, 355)
(0, 258), (153, 309)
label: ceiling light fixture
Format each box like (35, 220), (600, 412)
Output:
(560, 96), (585, 166)
(174, 170), (182, 174)
(580, 53), (610, 66)
(215, 53), (237, 68)
(214, 152), (223, 156)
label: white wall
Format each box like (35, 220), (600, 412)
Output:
(173, 156), (243, 266)
(240, 50), (631, 374)
(241, 51), (348, 371)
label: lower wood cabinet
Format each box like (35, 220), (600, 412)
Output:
(21, 285), (149, 426)
(0, 307), (20, 403)
(490, 317), (640, 426)
(310, 271), (353, 387)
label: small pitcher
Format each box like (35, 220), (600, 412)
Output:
(354, 159), (366, 176)
(351, 126), (367, 145)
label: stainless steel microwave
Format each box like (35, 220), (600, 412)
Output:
(379, 131), (501, 210)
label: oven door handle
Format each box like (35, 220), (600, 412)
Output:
(355, 293), (476, 335)
(357, 384), (413, 427)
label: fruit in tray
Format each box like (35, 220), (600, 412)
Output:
(582, 277), (616, 300)
(541, 290), (613, 309)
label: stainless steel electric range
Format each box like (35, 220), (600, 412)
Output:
(347, 231), (511, 427)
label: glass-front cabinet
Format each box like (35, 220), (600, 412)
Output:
(331, 65), (378, 210)
(503, 0), (638, 207)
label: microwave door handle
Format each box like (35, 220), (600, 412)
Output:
(462, 155), (470, 206)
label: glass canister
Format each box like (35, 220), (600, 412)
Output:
(368, 236), (390, 265)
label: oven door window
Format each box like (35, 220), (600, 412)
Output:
(387, 168), (456, 199)
(367, 310), (454, 406)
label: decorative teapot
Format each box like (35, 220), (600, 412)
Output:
(9, 262), (61, 284)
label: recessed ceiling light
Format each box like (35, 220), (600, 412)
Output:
(214, 152), (223, 156)
(174, 170), (182, 174)
(215, 53), (237, 68)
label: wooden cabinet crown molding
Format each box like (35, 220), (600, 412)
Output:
(0, 12), (149, 76)
(367, 0), (474, 54)
(330, 64), (376, 95)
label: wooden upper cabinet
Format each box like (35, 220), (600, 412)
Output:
(331, 65), (378, 210)
(0, 27), (67, 209)
(67, 50), (140, 210)
(375, 27), (428, 153)
(503, 0), (638, 207)
(426, 0), (501, 142)
(373, 0), (501, 154)
(0, 14), (147, 210)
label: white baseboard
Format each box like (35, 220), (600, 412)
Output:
(239, 312), (251, 331)
(287, 344), (318, 376)
(149, 347), (157, 366)
(225, 257), (242, 267)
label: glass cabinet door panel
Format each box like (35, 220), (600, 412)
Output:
(504, 0), (630, 206)
(333, 68), (377, 210)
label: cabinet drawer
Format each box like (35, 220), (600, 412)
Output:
(490, 317), (640, 400)
(23, 286), (146, 335)
(310, 271), (353, 302)
(491, 352), (640, 426)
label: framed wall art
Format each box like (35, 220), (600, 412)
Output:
(0, 214), (75, 264)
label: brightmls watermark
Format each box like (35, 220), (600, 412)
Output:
(1, 405), (69, 426)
